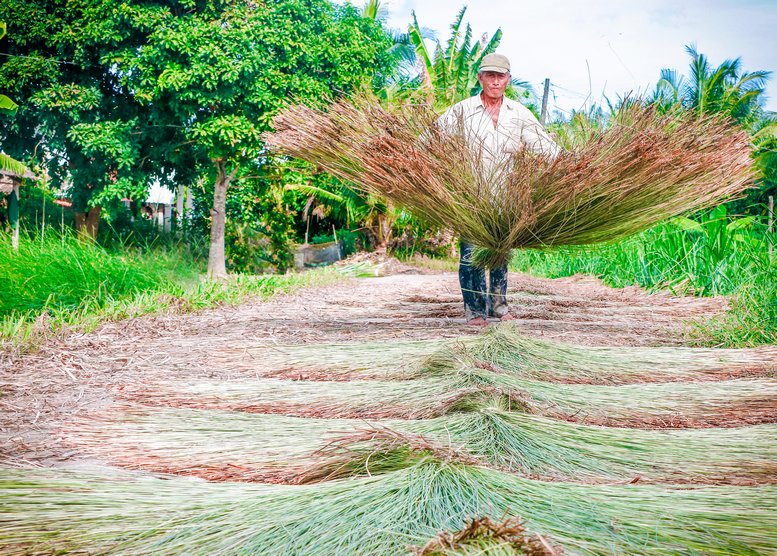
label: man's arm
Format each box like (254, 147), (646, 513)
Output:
(513, 103), (561, 158)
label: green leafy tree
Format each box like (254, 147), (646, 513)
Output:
(0, 1), (170, 236)
(124, 0), (393, 276)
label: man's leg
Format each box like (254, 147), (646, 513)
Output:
(459, 241), (488, 323)
(488, 262), (511, 319)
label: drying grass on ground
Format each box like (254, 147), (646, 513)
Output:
(210, 324), (776, 384)
(59, 405), (777, 485)
(509, 208), (777, 348)
(268, 97), (754, 268)
(5, 275), (776, 553)
(418, 324), (777, 384)
(208, 338), (443, 381)
(1, 462), (775, 555)
(121, 374), (777, 428)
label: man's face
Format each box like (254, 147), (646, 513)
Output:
(478, 71), (511, 102)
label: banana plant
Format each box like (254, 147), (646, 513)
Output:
(0, 22), (33, 179)
(408, 7), (506, 109)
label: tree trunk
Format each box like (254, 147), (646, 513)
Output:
(374, 200), (394, 248)
(74, 206), (102, 239)
(207, 159), (236, 278)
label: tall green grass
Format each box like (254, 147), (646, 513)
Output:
(0, 232), (339, 352)
(510, 206), (776, 346)
(1, 233), (198, 316)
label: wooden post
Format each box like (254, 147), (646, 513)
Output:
(540, 78), (550, 125)
(768, 195), (774, 257)
(176, 182), (184, 233)
(41, 190), (46, 241)
(332, 224), (340, 260)
(10, 184), (19, 251)
(185, 184), (194, 242)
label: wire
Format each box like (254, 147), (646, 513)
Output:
(550, 82), (591, 99)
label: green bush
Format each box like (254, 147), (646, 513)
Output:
(309, 229), (362, 257)
(225, 221), (275, 274)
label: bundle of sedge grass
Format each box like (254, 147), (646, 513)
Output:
(418, 324), (777, 384)
(60, 405), (777, 485)
(1, 461), (775, 555)
(267, 96), (755, 268)
(203, 328), (775, 384)
(121, 373), (777, 427)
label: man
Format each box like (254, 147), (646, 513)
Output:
(437, 53), (560, 325)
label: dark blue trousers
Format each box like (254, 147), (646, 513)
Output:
(459, 241), (508, 320)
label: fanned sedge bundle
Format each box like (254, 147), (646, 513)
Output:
(121, 374), (777, 428)
(1, 463), (775, 555)
(417, 324), (777, 384)
(266, 97), (755, 267)
(60, 406), (777, 485)
(204, 326), (776, 384)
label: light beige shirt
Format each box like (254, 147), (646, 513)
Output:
(437, 94), (560, 174)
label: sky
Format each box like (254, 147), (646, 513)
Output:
(374, 0), (777, 116)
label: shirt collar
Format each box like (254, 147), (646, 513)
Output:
(474, 93), (514, 111)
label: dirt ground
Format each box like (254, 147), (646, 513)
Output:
(1, 268), (775, 467)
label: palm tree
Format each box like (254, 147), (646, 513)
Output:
(654, 45), (770, 126)
(653, 45), (775, 213)
(361, 0), (423, 91)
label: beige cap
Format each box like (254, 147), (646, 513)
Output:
(479, 53), (510, 74)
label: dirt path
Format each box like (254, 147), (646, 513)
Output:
(1, 269), (772, 466)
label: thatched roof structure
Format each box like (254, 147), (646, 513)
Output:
(0, 167), (36, 196)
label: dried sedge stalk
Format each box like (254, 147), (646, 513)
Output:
(266, 98), (755, 268)
(410, 515), (560, 556)
(293, 426), (484, 484)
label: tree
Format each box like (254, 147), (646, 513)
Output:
(123, 0), (393, 276)
(654, 45), (770, 127)
(361, 0), (421, 93)
(653, 46), (775, 212)
(0, 1), (167, 236)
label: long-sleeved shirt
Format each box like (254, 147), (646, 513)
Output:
(436, 94), (560, 179)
